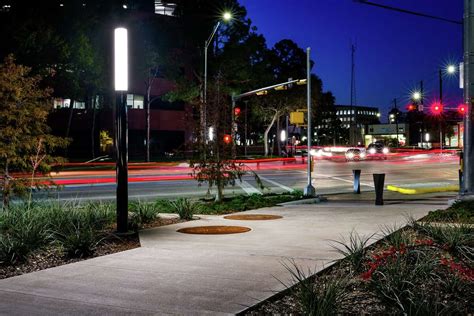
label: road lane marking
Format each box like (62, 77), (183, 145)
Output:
(238, 180), (262, 195)
(258, 176), (294, 192)
(319, 175), (375, 188)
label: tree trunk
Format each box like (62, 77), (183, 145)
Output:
(276, 116), (281, 156)
(65, 99), (74, 157)
(3, 160), (10, 207)
(215, 178), (223, 202)
(146, 83), (151, 162)
(91, 96), (97, 159)
(263, 111), (279, 156)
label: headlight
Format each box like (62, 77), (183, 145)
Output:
(347, 152), (354, 159)
(310, 149), (317, 156)
(360, 152), (366, 158)
(369, 148), (376, 154)
(382, 147), (389, 154)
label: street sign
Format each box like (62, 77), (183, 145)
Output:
(290, 112), (305, 124)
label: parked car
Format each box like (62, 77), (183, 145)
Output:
(366, 142), (389, 159)
(345, 148), (366, 161)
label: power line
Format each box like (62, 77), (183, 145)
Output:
(355, 0), (462, 25)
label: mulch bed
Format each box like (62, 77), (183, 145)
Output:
(0, 216), (184, 280)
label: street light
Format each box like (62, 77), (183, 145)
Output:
(203, 11), (232, 142)
(412, 91), (422, 101)
(447, 64), (456, 74)
(114, 27), (129, 234)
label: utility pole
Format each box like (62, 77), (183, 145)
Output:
(350, 44), (357, 145)
(462, 0), (474, 196)
(394, 98), (399, 147)
(304, 47), (316, 197)
(439, 69), (444, 152)
(419, 80), (424, 147)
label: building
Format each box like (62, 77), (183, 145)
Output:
(2, 0), (194, 160)
(365, 123), (409, 147)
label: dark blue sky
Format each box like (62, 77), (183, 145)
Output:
(239, 0), (463, 120)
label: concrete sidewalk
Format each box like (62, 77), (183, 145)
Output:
(0, 197), (449, 315)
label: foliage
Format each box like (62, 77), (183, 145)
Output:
(379, 224), (412, 249)
(281, 260), (349, 316)
(0, 201), (116, 264)
(53, 222), (102, 258)
(424, 200), (474, 224)
(330, 231), (374, 273)
(414, 222), (474, 253)
(0, 55), (68, 206)
(129, 201), (160, 230)
(168, 198), (200, 220)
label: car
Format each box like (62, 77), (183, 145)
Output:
(345, 148), (366, 161)
(366, 142), (389, 159)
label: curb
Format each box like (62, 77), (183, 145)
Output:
(387, 184), (459, 195)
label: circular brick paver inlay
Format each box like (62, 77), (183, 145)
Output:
(177, 225), (251, 235)
(223, 214), (283, 220)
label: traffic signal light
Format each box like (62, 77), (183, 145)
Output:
(234, 107), (241, 117)
(223, 134), (232, 144)
(458, 104), (467, 115)
(431, 103), (443, 115)
(407, 104), (417, 112)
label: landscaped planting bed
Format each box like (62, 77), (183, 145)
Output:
(1, 192), (301, 279)
(244, 202), (474, 315)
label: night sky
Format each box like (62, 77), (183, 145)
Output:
(239, 0), (463, 120)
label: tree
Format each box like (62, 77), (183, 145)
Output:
(190, 74), (261, 202)
(0, 55), (68, 206)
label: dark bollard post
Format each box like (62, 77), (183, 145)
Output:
(373, 173), (385, 205)
(353, 169), (361, 194)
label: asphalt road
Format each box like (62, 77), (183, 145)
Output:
(33, 154), (460, 202)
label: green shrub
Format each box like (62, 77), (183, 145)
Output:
(369, 249), (440, 315)
(424, 201), (474, 224)
(282, 260), (349, 316)
(415, 223), (474, 251)
(54, 222), (102, 258)
(128, 201), (160, 230)
(380, 224), (411, 249)
(331, 231), (374, 273)
(0, 234), (31, 264)
(168, 198), (200, 220)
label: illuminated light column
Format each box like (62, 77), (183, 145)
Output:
(114, 27), (129, 233)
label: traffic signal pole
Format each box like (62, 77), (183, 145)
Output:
(462, 0), (474, 196)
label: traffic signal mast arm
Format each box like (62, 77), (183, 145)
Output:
(232, 78), (306, 101)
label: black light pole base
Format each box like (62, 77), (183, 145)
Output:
(116, 92), (129, 233)
(373, 173), (385, 206)
(353, 169), (361, 194)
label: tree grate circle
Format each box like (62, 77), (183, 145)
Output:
(223, 214), (283, 220)
(177, 225), (251, 235)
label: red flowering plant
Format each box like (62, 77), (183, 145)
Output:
(440, 256), (474, 281)
(360, 239), (437, 281)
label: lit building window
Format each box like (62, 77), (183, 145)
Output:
(155, 1), (176, 16)
(127, 94), (144, 109)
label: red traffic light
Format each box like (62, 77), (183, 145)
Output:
(223, 134), (232, 144)
(431, 103), (443, 114)
(458, 104), (467, 114)
(407, 104), (416, 111)
(234, 107), (241, 117)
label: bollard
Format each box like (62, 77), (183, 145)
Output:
(373, 173), (385, 205)
(353, 169), (361, 194)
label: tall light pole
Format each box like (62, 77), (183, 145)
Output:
(304, 47), (316, 197)
(438, 65), (457, 152)
(203, 11), (232, 142)
(114, 27), (129, 234)
(462, 0), (474, 196)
